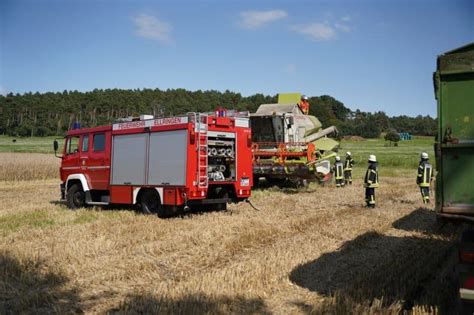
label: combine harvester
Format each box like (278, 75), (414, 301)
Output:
(250, 93), (339, 187)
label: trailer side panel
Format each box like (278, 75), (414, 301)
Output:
(435, 43), (474, 217)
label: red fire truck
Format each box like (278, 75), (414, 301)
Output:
(54, 112), (253, 217)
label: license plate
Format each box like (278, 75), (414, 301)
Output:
(241, 177), (250, 186)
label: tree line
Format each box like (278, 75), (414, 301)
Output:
(0, 88), (436, 138)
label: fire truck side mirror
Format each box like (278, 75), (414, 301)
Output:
(53, 140), (62, 158)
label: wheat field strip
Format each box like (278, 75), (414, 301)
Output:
(0, 172), (461, 313)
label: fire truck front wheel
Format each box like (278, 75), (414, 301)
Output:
(66, 184), (86, 209)
(139, 189), (165, 217)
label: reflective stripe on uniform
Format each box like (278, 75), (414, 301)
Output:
(335, 162), (344, 180)
(420, 187), (430, 204)
(420, 163), (432, 187)
(344, 159), (353, 171)
(365, 169), (379, 188)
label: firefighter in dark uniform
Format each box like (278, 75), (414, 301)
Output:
(364, 154), (379, 208)
(332, 155), (345, 188)
(417, 152), (433, 204)
(344, 151), (355, 185)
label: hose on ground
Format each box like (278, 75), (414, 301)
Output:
(245, 199), (261, 211)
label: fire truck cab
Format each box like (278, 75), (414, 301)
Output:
(55, 112), (253, 217)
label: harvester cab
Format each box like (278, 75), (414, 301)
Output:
(250, 93), (339, 186)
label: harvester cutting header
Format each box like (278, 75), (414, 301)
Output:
(250, 93), (339, 186)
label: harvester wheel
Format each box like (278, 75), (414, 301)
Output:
(66, 184), (85, 209)
(296, 179), (309, 188)
(287, 178), (308, 188)
(140, 189), (165, 217)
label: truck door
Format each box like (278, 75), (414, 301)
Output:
(79, 133), (89, 175)
(86, 132), (111, 190)
(62, 135), (81, 178)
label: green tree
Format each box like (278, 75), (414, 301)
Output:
(384, 130), (401, 146)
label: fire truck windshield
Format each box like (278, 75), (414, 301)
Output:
(67, 136), (80, 154)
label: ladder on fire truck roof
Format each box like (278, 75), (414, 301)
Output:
(195, 113), (209, 189)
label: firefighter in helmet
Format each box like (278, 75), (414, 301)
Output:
(364, 154), (379, 208)
(344, 151), (355, 185)
(299, 95), (310, 115)
(417, 152), (433, 204)
(332, 155), (345, 188)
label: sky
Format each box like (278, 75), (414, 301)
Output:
(1, 0), (473, 117)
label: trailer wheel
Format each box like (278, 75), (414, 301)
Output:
(66, 184), (85, 209)
(140, 189), (164, 217)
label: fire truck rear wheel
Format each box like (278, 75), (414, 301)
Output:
(66, 184), (86, 209)
(140, 189), (164, 217)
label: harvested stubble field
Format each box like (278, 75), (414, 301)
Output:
(0, 152), (463, 314)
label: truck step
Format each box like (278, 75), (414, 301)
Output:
(86, 201), (109, 206)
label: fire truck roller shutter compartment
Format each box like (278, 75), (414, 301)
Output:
(148, 130), (187, 186)
(207, 131), (236, 182)
(111, 133), (148, 185)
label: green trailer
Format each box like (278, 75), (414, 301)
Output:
(434, 42), (474, 221)
(434, 43), (474, 312)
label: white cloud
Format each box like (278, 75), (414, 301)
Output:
(341, 15), (351, 22)
(132, 14), (172, 42)
(334, 23), (351, 33)
(0, 85), (6, 96)
(291, 23), (336, 41)
(240, 9), (287, 29)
